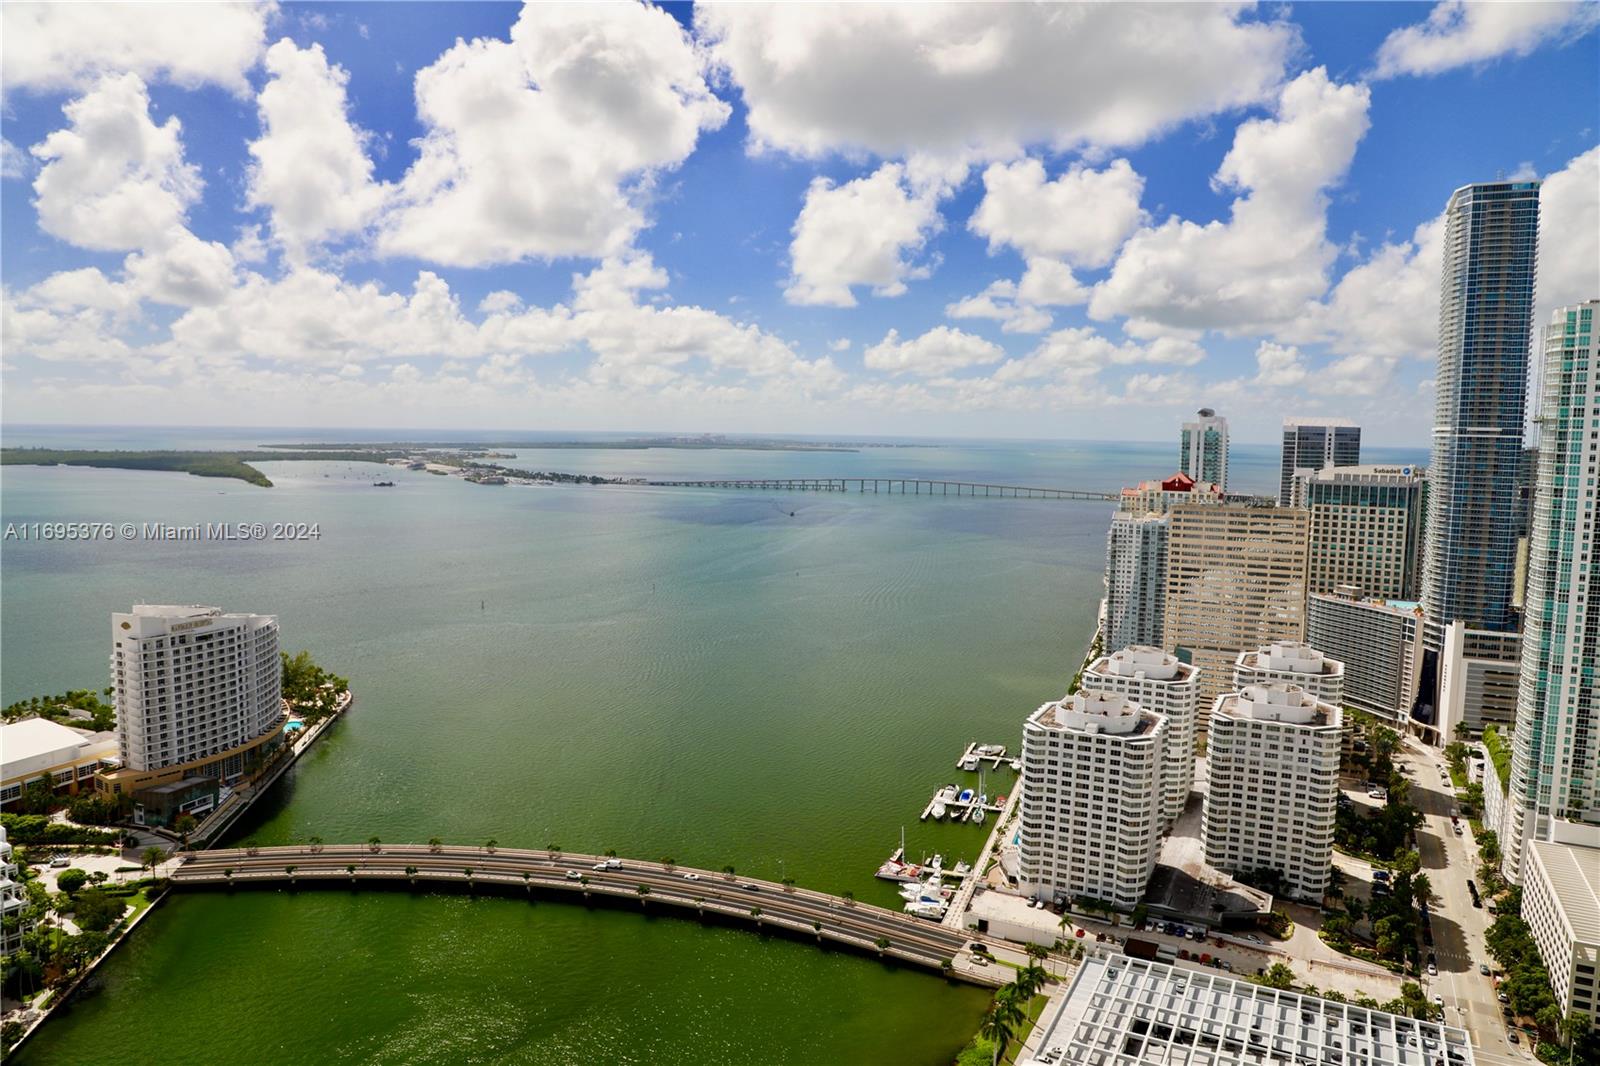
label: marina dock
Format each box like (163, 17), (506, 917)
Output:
(918, 788), (1005, 823)
(955, 741), (1014, 771)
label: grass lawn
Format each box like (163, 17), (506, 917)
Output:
(1002, 994), (1053, 1065)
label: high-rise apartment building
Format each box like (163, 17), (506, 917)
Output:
(1506, 301), (1600, 881)
(1521, 837), (1600, 1032)
(1417, 180), (1539, 746)
(1164, 503), (1310, 721)
(1307, 588), (1423, 724)
(1018, 691), (1166, 910)
(1203, 684), (1341, 901)
(1422, 180), (1539, 633)
(1179, 409), (1230, 492)
(1280, 418), (1361, 505)
(1104, 474), (1224, 652)
(1233, 642), (1345, 708)
(1300, 465), (1426, 600)
(1080, 645), (1200, 824)
(101, 605), (283, 800)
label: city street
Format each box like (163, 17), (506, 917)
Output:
(1402, 739), (1533, 1065)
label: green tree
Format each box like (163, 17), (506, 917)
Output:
(55, 868), (88, 894)
(1258, 963), (1296, 990)
(485, 839), (498, 854)
(428, 837), (443, 853)
(367, 836), (381, 853)
(173, 813), (198, 850)
(141, 845), (166, 876)
(70, 887), (126, 933)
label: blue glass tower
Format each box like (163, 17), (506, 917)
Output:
(1421, 182), (1541, 633)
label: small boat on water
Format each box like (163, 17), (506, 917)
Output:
(972, 806), (986, 825)
(904, 896), (948, 919)
(1009, 758), (1022, 772)
(960, 754), (980, 772)
(931, 802), (947, 820)
(957, 788), (974, 804)
(976, 744), (1005, 758)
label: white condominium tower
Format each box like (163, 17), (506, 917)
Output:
(1204, 684), (1341, 901)
(1080, 645), (1200, 825)
(1179, 408), (1230, 492)
(1506, 300), (1600, 881)
(1280, 418), (1361, 506)
(1103, 474), (1224, 651)
(1164, 503), (1310, 721)
(1018, 691), (1167, 911)
(106, 605), (283, 793)
(1233, 641), (1345, 708)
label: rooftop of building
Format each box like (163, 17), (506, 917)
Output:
(1282, 417), (1357, 428)
(1212, 685), (1337, 728)
(1311, 588), (1424, 616)
(1090, 646), (1194, 684)
(1527, 839), (1600, 946)
(0, 717), (109, 769)
(1302, 464), (1424, 483)
(1236, 642), (1343, 678)
(1025, 953), (1474, 1066)
(1031, 692), (1164, 737)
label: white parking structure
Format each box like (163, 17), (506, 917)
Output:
(1522, 837), (1600, 1033)
(1023, 951), (1475, 1066)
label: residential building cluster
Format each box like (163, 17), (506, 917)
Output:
(1020, 179), (1598, 1032)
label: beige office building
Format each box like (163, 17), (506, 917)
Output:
(1164, 504), (1310, 722)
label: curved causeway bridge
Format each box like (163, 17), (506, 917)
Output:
(173, 844), (1006, 986)
(647, 477), (1116, 501)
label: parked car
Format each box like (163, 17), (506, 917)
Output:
(1498, 992), (1510, 1004)
(1479, 964), (1491, 976)
(1508, 1032), (1519, 1045)
(1427, 963), (1438, 976)
(1373, 869), (1391, 882)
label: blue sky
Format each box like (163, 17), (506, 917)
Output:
(2, 2), (1596, 446)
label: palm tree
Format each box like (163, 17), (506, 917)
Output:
(604, 848), (617, 859)
(428, 837), (443, 854)
(782, 877), (796, 894)
(750, 907), (762, 925)
(223, 868), (234, 880)
(722, 864), (736, 881)
(636, 884), (651, 907)
(405, 866), (418, 884)
(308, 835), (324, 853)
(987, 989), (1026, 1064)
(978, 1005), (1012, 1066)
(367, 836), (381, 853)
(1015, 964), (1049, 998)
(812, 920), (823, 941)
(464, 867), (474, 886)
(547, 843), (562, 860)
(842, 890), (856, 908)
(346, 864), (357, 879)
(141, 846), (165, 877)
(484, 839), (498, 854)
(661, 856), (676, 873)
(285, 865), (297, 881)
(874, 935), (891, 955)
(522, 871), (532, 892)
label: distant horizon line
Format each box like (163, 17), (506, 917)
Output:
(0, 421), (1435, 453)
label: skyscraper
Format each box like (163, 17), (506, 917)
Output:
(1421, 181), (1540, 633)
(1103, 474), (1224, 652)
(1179, 409), (1229, 492)
(1018, 691), (1167, 909)
(1280, 418), (1361, 505)
(1300, 464), (1426, 600)
(1505, 301), (1600, 881)
(1080, 645), (1199, 824)
(1416, 180), (1539, 742)
(101, 605), (284, 812)
(1164, 503), (1310, 719)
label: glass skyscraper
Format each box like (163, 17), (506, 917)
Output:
(1280, 418), (1361, 505)
(1421, 182), (1540, 633)
(1505, 301), (1600, 880)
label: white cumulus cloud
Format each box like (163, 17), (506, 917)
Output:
(969, 158), (1145, 268)
(378, 3), (729, 267)
(1090, 68), (1371, 334)
(30, 73), (203, 253)
(1374, 1), (1600, 79)
(696, 3), (1296, 158)
(1, 1), (272, 97)
(863, 326), (1005, 376)
(248, 39), (389, 262)
(785, 164), (943, 307)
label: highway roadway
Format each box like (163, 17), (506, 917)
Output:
(173, 844), (1010, 987)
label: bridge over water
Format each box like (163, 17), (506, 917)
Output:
(172, 844), (1007, 986)
(647, 477), (1116, 501)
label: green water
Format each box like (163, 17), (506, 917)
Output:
(0, 437), (1322, 1064)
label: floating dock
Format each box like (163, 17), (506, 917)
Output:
(955, 741), (1013, 771)
(919, 787), (1006, 824)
